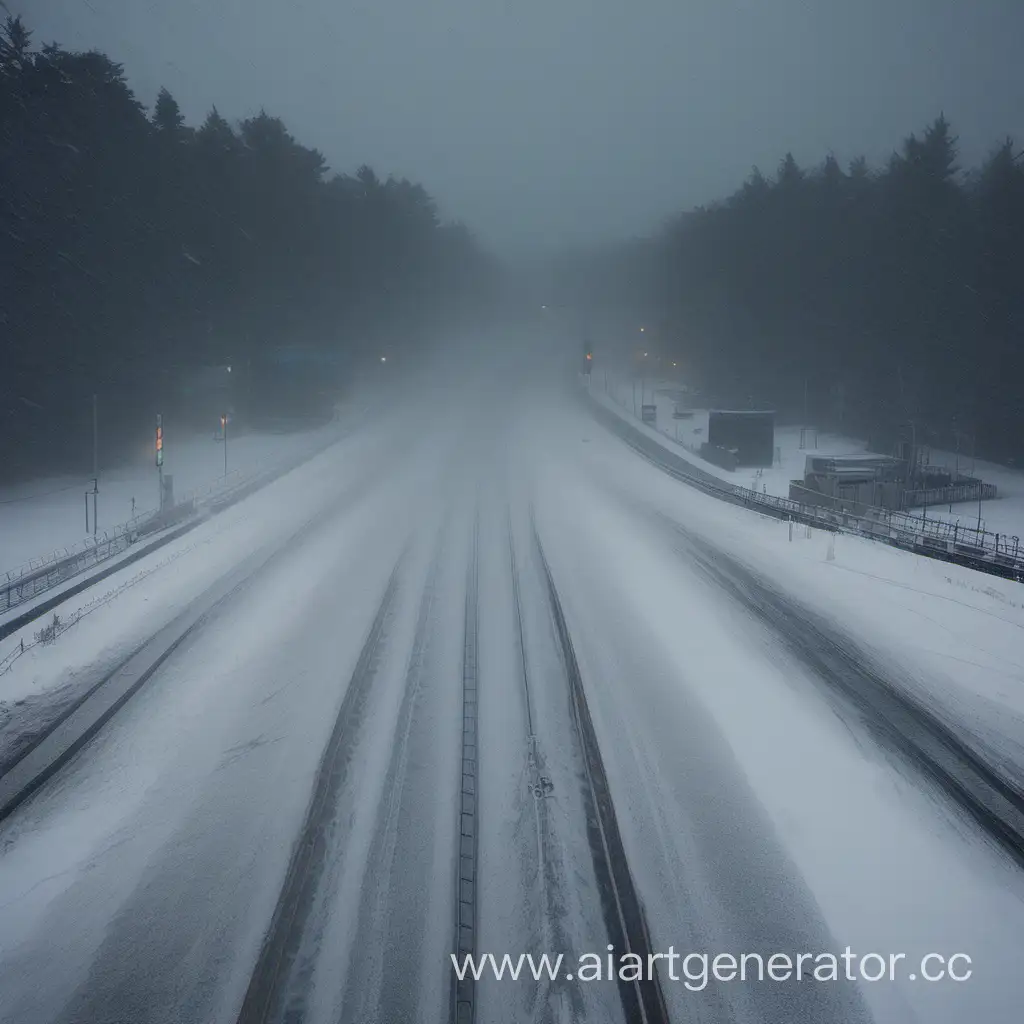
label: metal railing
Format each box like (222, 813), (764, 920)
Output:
(1, 512), (157, 613)
(903, 480), (998, 509)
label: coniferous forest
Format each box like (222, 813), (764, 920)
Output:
(567, 117), (1024, 463)
(4, 10), (1024, 475)
(1, 16), (491, 479)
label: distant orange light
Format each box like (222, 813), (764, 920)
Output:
(586, 353), (592, 360)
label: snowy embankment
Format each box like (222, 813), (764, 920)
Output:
(0, 413), (357, 575)
(556, 395), (1024, 770)
(591, 371), (1024, 540)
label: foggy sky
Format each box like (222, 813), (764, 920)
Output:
(23, 0), (1024, 255)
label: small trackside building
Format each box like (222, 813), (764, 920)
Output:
(707, 409), (775, 468)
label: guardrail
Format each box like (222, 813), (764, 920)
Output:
(585, 389), (1024, 582)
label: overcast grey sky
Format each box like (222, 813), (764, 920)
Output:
(22, 1), (1024, 255)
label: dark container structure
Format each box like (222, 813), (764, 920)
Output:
(707, 410), (775, 467)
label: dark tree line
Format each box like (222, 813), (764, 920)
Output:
(1, 16), (490, 480)
(573, 117), (1024, 463)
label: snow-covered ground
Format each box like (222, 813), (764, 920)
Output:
(0, 412), (358, 575)
(596, 373), (866, 493)
(919, 450), (1024, 540)
(593, 371), (1024, 540)
(1, 378), (1023, 1023)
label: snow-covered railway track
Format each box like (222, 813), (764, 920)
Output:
(333, 525), (460, 1024)
(532, 520), (671, 1024)
(452, 511), (480, 1024)
(0, 511), (333, 824)
(234, 559), (403, 1024)
(506, 516), (575, 1005)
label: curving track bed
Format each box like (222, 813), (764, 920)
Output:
(1, 387), (1024, 1023)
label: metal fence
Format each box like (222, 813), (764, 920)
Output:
(0, 420), (355, 617)
(903, 480), (998, 509)
(1, 512), (157, 614)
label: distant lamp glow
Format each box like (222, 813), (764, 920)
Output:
(640, 326), (645, 333)
(643, 352), (648, 358)
(541, 305), (547, 310)
(226, 365), (232, 373)
(672, 362), (677, 367)
(380, 356), (387, 363)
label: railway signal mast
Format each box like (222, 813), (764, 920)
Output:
(156, 414), (164, 509)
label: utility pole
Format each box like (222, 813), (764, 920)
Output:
(222, 413), (229, 477)
(91, 393), (98, 537)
